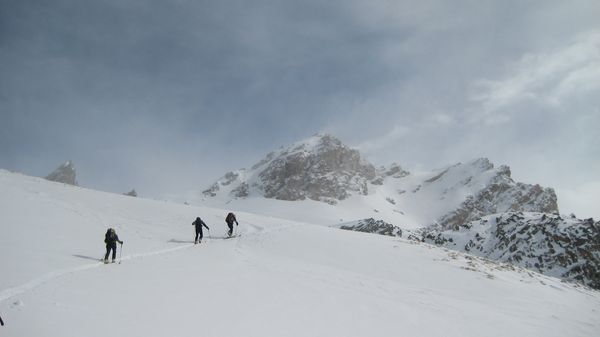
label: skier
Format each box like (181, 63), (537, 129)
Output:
(192, 217), (210, 244)
(225, 212), (238, 237)
(104, 228), (123, 264)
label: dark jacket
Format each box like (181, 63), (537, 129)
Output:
(193, 217), (209, 230)
(104, 229), (122, 246)
(226, 212), (238, 225)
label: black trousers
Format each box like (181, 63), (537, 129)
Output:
(105, 243), (117, 261)
(226, 222), (234, 236)
(195, 228), (204, 242)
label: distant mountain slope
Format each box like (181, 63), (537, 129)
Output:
(339, 212), (600, 289)
(45, 161), (78, 186)
(422, 159), (557, 229)
(203, 134), (384, 204)
(202, 134), (557, 227)
(422, 212), (600, 289)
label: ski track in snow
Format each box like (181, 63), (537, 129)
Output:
(0, 218), (273, 304)
(0, 244), (196, 303)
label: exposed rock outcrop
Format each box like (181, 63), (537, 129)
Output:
(45, 161), (78, 186)
(437, 160), (558, 230)
(420, 212), (600, 289)
(203, 134), (381, 202)
(341, 213), (600, 289)
(340, 218), (402, 237)
(124, 189), (137, 197)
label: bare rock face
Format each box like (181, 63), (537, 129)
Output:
(45, 161), (78, 186)
(124, 189), (137, 197)
(257, 134), (377, 201)
(438, 161), (558, 230)
(341, 213), (599, 289)
(419, 212), (600, 289)
(203, 134), (381, 202)
(340, 218), (402, 237)
(202, 171), (240, 197)
(383, 163), (410, 179)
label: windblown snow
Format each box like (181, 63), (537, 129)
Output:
(1, 169), (599, 337)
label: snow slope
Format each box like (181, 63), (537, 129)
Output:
(1, 170), (599, 337)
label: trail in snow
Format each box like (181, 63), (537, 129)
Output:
(0, 243), (194, 303)
(0, 218), (270, 304)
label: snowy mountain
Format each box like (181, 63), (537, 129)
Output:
(424, 159), (557, 229)
(203, 134), (383, 204)
(1, 169), (599, 337)
(198, 134), (586, 289)
(435, 162), (557, 229)
(340, 213), (600, 289)
(201, 134), (557, 228)
(422, 212), (600, 289)
(45, 160), (78, 186)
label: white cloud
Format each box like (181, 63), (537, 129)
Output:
(558, 181), (600, 220)
(470, 30), (600, 114)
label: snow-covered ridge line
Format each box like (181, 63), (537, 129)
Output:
(339, 212), (600, 289)
(200, 134), (557, 228)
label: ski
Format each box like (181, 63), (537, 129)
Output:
(100, 259), (117, 264)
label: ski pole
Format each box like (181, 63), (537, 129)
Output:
(119, 242), (123, 264)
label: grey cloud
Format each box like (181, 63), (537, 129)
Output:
(1, 0), (599, 217)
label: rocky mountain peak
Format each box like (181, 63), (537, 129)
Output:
(45, 161), (78, 186)
(202, 135), (559, 228)
(257, 134), (377, 202)
(437, 160), (558, 229)
(203, 134), (381, 203)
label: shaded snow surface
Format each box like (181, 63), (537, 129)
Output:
(1, 170), (599, 337)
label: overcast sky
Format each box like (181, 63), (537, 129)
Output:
(1, 0), (599, 218)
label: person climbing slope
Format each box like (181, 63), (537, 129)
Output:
(192, 217), (210, 244)
(225, 212), (238, 237)
(104, 228), (123, 264)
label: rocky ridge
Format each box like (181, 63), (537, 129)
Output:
(204, 134), (404, 204)
(45, 161), (78, 186)
(124, 189), (138, 197)
(422, 212), (600, 289)
(433, 160), (558, 230)
(203, 134), (557, 227)
(339, 213), (600, 289)
(340, 218), (403, 237)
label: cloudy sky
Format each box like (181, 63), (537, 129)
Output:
(1, 0), (599, 218)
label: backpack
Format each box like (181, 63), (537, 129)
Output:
(104, 229), (113, 243)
